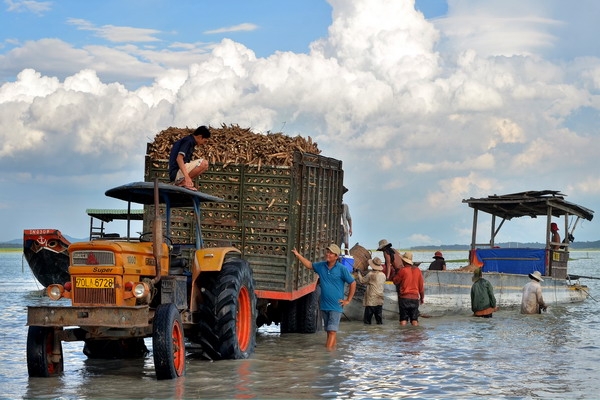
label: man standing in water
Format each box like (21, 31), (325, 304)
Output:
(392, 252), (424, 326)
(521, 271), (548, 314)
(292, 244), (356, 350)
(470, 268), (498, 318)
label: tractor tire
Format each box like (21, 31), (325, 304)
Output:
(197, 258), (256, 360)
(152, 303), (185, 380)
(27, 326), (63, 377)
(297, 287), (321, 334)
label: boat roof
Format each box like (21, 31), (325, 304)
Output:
(105, 181), (224, 207)
(86, 208), (144, 223)
(462, 190), (594, 221)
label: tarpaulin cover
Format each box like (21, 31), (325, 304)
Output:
(475, 248), (546, 275)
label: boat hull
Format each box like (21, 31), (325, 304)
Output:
(23, 229), (71, 287)
(344, 269), (589, 321)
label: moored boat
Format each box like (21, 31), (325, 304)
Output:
(345, 190), (594, 320)
(23, 209), (143, 287)
(23, 229), (71, 287)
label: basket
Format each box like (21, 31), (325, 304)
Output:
(349, 243), (371, 272)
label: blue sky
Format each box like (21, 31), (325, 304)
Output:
(1, 0), (600, 251)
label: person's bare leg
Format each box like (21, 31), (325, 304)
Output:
(326, 331), (337, 350)
(411, 320), (419, 326)
(189, 160), (209, 179)
(400, 320), (407, 326)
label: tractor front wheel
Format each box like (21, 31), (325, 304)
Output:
(27, 326), (63, 377)
(152, 303), (185, 380)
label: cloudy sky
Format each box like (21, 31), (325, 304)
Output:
(1, 0), (599, 251)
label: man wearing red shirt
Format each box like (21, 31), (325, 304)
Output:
(392, 252), (424, 326)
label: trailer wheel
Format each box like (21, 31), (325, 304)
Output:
(27, 326), (63, 377)
(152, 303), (185, 380)
(198, 258), (256, 360)
(280, 299), (298, 333)
(297, 287), (321, 333)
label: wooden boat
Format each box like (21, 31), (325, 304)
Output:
(23, 209), (143, 287)
(23, 229), (71, 287)
(345, 190), (594, 320)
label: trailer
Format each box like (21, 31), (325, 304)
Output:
(145, 149), (345, 333)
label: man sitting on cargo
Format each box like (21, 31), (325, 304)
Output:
(292, 244), (356, 350)
(168, 126), (211, 191)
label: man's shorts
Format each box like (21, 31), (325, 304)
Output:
(398, 298), (420, 322)
(174, 159), (205, 182)
(322, 310), (342, 332)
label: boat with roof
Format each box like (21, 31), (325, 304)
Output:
(345, 190), (594, 319)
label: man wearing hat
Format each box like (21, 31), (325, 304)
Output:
(376, 239), (404, 280)
(521, 271), (548, 314)
(355, 257), (386, 324)
(428, 251), (447, 271)
(292, 243), (356, 350)
(470, 268), (498, 318)
(392, 252), (424, 326)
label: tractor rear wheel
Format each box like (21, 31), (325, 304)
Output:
(152, 303), (185, 380)
(27, 326), (63, 377)
(198, 258), (257, 360)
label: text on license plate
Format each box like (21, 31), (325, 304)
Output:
(75, 277), (114, 289)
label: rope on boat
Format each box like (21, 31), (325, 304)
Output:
(579, 286), (598, 302)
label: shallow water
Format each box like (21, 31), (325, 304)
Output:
(2, 250), (599, 399)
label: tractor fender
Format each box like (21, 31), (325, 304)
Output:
(192, 247), (241, 276)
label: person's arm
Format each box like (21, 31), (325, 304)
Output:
(442, 261), (447, 271)
(355, 271), (368, 284)
(537, 286), (547, 310)
(418, 271), (425, 304)
(292, 248), (313, 270)
(340, 281), (356, 306)
(346, 206), (352, 237)
(487, 281), (496, 308)
(176, 153), (194, 188)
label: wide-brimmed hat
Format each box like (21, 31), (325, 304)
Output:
(377, 239), (392, 251)
(472, 267), (482, 282)
(401, 251), (414, 266)
(326, 243), (341, 256)
(528, 271), (544, 282)
(551, 222), (559, 231)
(368, 257), (384, 271)
(433, 251), (444, 259)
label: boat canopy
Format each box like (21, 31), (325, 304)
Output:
(86, 209), (144, 223)
(462, 190), (594, 221)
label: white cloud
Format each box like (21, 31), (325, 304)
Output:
(204, 23), (259, 35)
(1, 0), (600, 246)
(67, 18), (163, 43)
(5, 0), (51, 15)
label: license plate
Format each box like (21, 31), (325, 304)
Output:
(75, 277), (114, 289)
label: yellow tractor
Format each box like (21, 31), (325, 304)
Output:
(27, 180), (256, 379)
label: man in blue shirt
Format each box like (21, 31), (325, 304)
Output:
(168, 126), (211, 190)
(292, 243), (356, 350)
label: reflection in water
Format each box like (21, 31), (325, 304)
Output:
(4, 251), (600, 398)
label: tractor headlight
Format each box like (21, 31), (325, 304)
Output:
(47, 284), (64, 300)
(133, 282), (149, 298)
